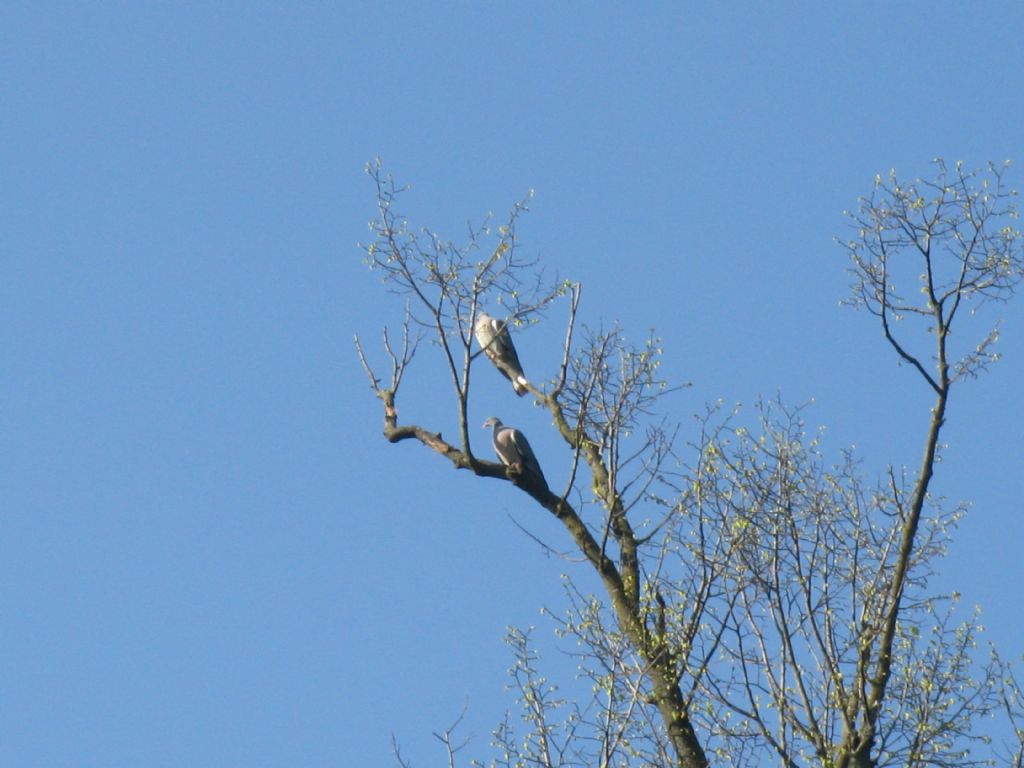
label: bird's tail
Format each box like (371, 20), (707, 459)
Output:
(513, 376), (529, 396)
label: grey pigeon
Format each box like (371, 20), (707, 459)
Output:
(482, 416), (548, 490)
(475, 312), (529, 396)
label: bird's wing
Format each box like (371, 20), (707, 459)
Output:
(476, 317), (521, 368)
(483, 319), (528, 395)
(509, 428), (546, 484)
(490, 320), (525, 374)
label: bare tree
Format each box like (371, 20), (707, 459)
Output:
(832, 159), (1022, 765)
(996, 652), (1024, 767)
(356, 159), (1023, 768)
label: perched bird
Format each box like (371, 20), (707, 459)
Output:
(482, 416), (548, 491)
(474, 312), (529, 396)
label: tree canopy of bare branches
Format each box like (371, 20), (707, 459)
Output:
(356, 159), (1024, 768)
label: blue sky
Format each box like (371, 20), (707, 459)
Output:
(4, 2), (1023, 765)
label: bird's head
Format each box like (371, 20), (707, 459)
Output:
(482, 416), (503, 430)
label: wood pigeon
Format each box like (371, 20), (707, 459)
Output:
(474, 312), (529, 396)
(482, 417), (548, 490)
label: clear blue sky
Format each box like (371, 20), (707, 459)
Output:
(4, 2), (1022, 765)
